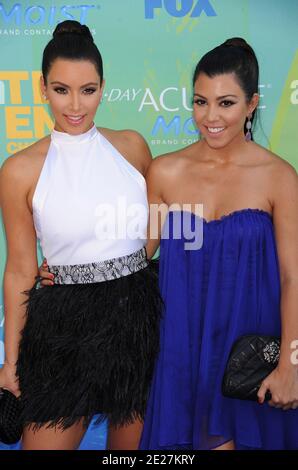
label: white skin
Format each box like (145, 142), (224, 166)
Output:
(39, 71), (298, 450)
(141, 72), (298, 450)
(0, 58), (152, 450)
(192, 74), (298, 409)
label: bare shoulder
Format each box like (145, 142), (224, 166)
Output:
(148, 144), (194, 179)
(0, 136), (50, 189)
(272, 154), (298, 197)
(98, 127), (152, 175)
(256, 146), (297, 181)
(99, 127), (144, 143)
(270, 152), (297, 179)
(251, 146), (297, 206)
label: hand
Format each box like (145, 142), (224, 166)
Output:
(0, 362), (20, 397)
(39, 258), (54, 286)
(257, 366), (298, 410)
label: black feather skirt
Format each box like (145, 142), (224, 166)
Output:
(16, 262), (162, 430)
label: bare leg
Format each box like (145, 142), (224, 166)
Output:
(213, 440), (235, 450)
(22, 418), (87, 450)
(107, 419), (143, 450)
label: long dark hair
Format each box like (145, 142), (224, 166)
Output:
(193, 38), (259, 137)
(42, 20), (103, 84)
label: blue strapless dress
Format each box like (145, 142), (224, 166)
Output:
(140, 209), (298, 450)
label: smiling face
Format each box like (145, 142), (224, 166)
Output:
(41, 58), (104, 134)
(193, 72), (258, 149)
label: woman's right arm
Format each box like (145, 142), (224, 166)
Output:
(0, 156), (38, 395)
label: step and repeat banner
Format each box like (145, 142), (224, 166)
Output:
(0, 0), (298, 427)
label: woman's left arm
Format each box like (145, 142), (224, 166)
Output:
(258, 163), (298, 409)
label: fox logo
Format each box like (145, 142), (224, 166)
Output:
(145, 0), (217, 19)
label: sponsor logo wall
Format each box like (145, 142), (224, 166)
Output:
(0, 0), (297, 444)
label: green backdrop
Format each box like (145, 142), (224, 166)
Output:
(1, 0), (298, 363)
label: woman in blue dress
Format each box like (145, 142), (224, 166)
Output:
(140, 38), (298, 450)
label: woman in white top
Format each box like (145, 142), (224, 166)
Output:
(0, 20), (161, 450)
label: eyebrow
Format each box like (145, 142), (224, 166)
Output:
(193, 93), (238, 100)
(50, 81), (99, 88)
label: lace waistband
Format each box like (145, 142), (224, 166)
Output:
(48, 247), (148, 285)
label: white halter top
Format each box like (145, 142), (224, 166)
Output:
(33, 125), (148, 265)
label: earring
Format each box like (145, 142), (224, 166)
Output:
(245, 116), (252, 141)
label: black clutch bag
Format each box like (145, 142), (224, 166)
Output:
(222, 335), (281, 401)
(0, 388), (23, 444)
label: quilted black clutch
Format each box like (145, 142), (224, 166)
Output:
(0, 388), (23, 444)
(222, 335), (281, 401)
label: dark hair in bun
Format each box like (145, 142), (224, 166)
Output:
(52, 20), (93, 42)
(42, 20), (103, 84)
(222, 37), (256, 55)
(192, 37), (259, 135)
